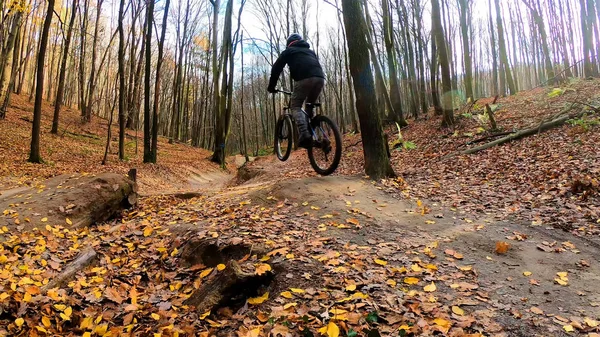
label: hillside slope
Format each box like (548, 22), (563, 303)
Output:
(0, 95), (230, 194)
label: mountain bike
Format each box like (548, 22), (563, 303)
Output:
(274, 89), (342, 176)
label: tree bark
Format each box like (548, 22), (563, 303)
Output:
(494, 0), (516, 95)
(458, 0), (474, 100)
(52, 0), (78, 134)
(431, 0), (454, 127)
(29, 0), (56, 163)
(341, 0), (395, 179)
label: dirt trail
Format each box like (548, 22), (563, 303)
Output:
(225, 174), (600, 336)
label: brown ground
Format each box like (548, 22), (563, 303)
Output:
(1, 80), (600, 336)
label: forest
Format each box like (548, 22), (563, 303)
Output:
(1, 0), (599, 173)
(1, 0), (600, 336)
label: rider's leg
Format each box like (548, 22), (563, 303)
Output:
(291, 79), (313, 148)
(305, 78), (325, 119)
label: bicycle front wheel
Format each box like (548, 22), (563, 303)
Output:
(275, 115), (293, 161)
(308, 115), (342, 176)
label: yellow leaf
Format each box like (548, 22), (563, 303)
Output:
(42, 316), (51, 328)
(36, 326), (48, 333)
(290, 288), (305, 293)
(433, 318), (451, 330)
(255, 264), (272, 276)
(319, 322), (340, 337)
(53, 304), (67, 311)
(64, 306), (72, 318)
(66, 218), (73, 225)
(95, 324), (108, 335)
(217, 264), (226, 271)
(386, 279), (397, 287)
(80, 316), (93, 329)
(351, 292), (368, 299)
(46, 225), (52, 231)
(563, 324), (574, 332)
(311, 206), (321, 210)
(23, 292), (32, 302)
(404, 277), (419, 285)
(452, 306), (464, 316)
(143, 226), (153, 237)
(523, 271), (532, 277)
(151, 313), (161, 320)
(399, 324), (411, 332)
(411, 264), (422, 272)
(374, 259), (387, 266)
(41, 217), (48, 222)
(199, 311), (211, 320)
(283, 302), (297, 309)
(247, 328), (261, 337)
(15, 318), (24, 327)
(171, 248), (179, 257)
(424, 282), (437, 292)
(200, 268), (214, 278)
(345, 284), (356, 291)
(555, 278), (568, 286)
(330, 308), (348, 315)
(248, 292), (269, 305)
(83, 333), (91, 337)
(281, 291), (293, 299)
(585, 317), (599, 328)
(459, 266), (472, 271)
(557, 272), (568, 279)
(425, 220), (436, 225)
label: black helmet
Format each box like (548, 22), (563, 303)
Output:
(287, 33), (303, 47)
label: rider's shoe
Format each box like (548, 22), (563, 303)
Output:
(295, 111), (312, 149)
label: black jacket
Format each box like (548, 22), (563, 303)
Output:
(268, 40), (325, 90)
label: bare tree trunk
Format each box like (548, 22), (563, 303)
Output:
(51, 0), (78, 134)
(522, 0), (556, 85)
(431, 0), (454, 127)
(0, 7), (24, 118)
(381, 0), (407, 126)
(341, 0), (395, 179)
(458, 0), (474, 100)
(117, 0), (126, 160)
(29, 0), (55, 163)
(494, 0), (516, 95)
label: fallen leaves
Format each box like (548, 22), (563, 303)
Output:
(555, 272), (569, 286)
(247, 292), (269, 305)
(495, 242), (510, 254)
(255, 263), (272, 275)
(452, 306), (465, 316)
(318, 321), (340, 337)
(424, 282), (437, 292)
(374, 258), (387, 266)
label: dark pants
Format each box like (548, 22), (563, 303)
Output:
(291, 77), (325, 117)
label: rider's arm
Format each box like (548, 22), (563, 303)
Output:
(268, 52), (288, 92)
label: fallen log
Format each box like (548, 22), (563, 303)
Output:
(462, 104), (582, 155)
(464, 131), (513, 146)
(184, 260), (273, 314)
(0, 173), (137, 230)
(41, 247), (97, 293)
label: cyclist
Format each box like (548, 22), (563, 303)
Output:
(267, 33), (325, 149)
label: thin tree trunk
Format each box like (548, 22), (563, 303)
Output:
(29, 0), (56, 163)
(432, 0), (454, 127)
(52, 0), (78, 134)
(494, 0), (516, 94)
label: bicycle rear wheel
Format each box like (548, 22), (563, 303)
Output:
(275, 115), (293, 161)
(308, 115), (342, 175)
